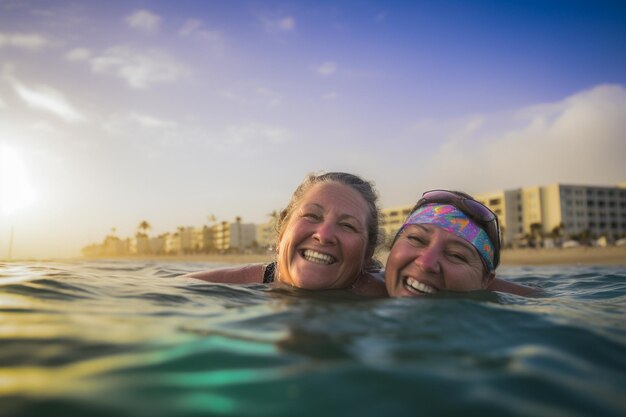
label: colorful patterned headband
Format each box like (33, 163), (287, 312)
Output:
(397, 203), (495, 271)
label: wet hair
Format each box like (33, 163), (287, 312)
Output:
(276, 172), (382, 272)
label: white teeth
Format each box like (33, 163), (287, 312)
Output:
(405, 277), (436, 294)
(302, 249), (335, 265)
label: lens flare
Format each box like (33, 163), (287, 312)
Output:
(0, 144), (37, 216)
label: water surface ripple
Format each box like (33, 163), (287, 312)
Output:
(1, 260), (624, 417)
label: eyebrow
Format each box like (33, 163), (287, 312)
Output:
(410, 224), (434, 234)
(445, 235), (481, 259)
(302, 203), (363, 225)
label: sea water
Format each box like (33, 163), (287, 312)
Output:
(0, 260), (625, 417)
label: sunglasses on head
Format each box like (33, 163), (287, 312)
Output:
(414, 189), (502, 268)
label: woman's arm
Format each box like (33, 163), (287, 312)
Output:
(180, 263), (266, 284)
(488, 277), (538, 296)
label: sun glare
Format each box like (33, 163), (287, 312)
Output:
(0, 144), (37, 216)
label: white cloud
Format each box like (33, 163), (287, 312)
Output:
(261, 15), (296, 34)
(223, 124), (291, 145)
(0, 95), (6, 109)
(277, 17), (295, 31)
(220, 86), (282, 108)
(0, 32), (52, 49)
(317, 61), (337, 76)
(101, 113), (184, 151)
(130, 113), (176, 129)
(323, 91), (338, 100)
(402, 84), (626, 195)
(125, 10), (161, 34)
(65, 47), (92, 61)
(179, 19), (203, 37)
(88, 46), (189, 89)
(178, 18), (223, 50)
(12, 81), (84, 123)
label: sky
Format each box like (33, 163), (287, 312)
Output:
(0, 0), (625, 259)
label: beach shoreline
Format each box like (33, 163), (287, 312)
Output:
(3, 246), (625, 266)
(499, 246), (626, 266)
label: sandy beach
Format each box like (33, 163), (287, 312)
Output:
(64, 245), (626, 267)
(499, 246), (626, 266)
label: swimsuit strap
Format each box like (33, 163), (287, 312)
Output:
(263, 262), (275, 283)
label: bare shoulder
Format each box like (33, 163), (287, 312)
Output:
(352, 271), (388, 297)
(180, 263), (266, 284)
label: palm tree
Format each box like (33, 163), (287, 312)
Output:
(235, 216), (243, 252)
(529, 222), (543, 248)
(137, 220), (151, 237)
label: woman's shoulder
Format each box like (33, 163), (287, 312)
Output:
(353, 270), (387, 297)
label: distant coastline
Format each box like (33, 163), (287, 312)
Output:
(377, 246), (626, 266)
(3, 246), (625, 266)
(82, 246), (626, 266)
(499, 246), (626, 266)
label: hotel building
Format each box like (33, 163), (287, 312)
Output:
(380, 183), (626, 247)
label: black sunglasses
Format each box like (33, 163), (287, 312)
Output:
(413, 189), (501, 269)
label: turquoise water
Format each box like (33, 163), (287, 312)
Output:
(1, 260), (625, 417)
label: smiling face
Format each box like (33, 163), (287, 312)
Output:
(276, 182), (369, 290)
(385, 224), (494, 297)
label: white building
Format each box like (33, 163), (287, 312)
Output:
(379, 183), (626, 248)
(211, 220), (257, 252)
(256, 220), (277, 250)
(475, 183), (626, 246)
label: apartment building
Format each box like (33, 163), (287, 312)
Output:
(210, 221), (257, 252)
(380, 205), (413, 243)
(379, 183), (626, 248)
(475, 183), (626, 246)
(256, 220), (277, 250)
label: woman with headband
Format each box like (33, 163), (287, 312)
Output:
(384, 190), (535, 297)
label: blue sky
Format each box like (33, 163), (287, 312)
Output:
(1, 0), (625, 258)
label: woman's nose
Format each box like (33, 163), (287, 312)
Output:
(414, 245), (441, 273)
(313, 221), (337, 244)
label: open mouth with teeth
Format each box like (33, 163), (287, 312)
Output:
(403, 277), (437, 295)
(301, 249), (337, 265)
